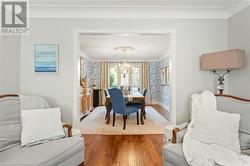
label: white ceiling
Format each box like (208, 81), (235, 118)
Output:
(80, 34), (171, 61)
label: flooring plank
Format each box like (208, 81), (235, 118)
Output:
(83, 134), (164, 166)
(82, 105), (168, 166)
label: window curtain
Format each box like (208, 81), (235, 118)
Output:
(101, 61), (109, 105)
(141, 62), (151, 105)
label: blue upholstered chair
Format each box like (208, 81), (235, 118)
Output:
(108, 88), (139, 130)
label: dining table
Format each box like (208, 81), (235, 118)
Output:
(105, 91), (146, 125)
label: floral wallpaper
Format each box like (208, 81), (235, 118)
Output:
(83, 57), (170, 108)
(149, 57), (170, 108)
(83, 59), (101, 88)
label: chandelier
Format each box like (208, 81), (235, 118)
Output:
(114, 47), (135, 78)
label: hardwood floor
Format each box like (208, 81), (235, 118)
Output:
(82, 104), (168, 166)
(83, 134), (164, 166)
(151, 104), (169, 120)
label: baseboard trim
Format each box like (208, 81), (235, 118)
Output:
(153, 101), (169, 111)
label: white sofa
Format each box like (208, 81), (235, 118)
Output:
(0, 94), (85, 166)
(163, 94), (250, 166)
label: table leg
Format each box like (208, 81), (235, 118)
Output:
(140, 99), (146, 125)
(105, 102), (112, 124)
(104, 101), (108, 120)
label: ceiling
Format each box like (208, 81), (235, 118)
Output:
(80, 34), (171, 61)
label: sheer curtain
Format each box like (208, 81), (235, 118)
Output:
(101, 61), (108, 105)
(141, 62), (151, 105)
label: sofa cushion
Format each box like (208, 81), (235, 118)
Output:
(216, 97), (250, 135)
(20, 108), (65, 147)
(239, 132), (250, 150)
(0, 137), (84, 166)
(163, 143), (222, 166)
(0, 96), (21, 152)
(163, 143), (189, 166)
(216, 97), (250, 151)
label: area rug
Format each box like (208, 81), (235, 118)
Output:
(80, 106), (169, 135)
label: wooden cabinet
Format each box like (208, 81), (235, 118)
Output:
(93, 89), (102, 107)
(80, 78), (93, 118)
(80, 88), (93, 115)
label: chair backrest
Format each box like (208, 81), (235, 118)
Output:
(108, 88), (127, 115)
(0, 95), (21, 152)
(215, 94), (250, 150)
(215, 95), (250, 135)
(142, 89), (147, 97)
(104, 89), (109, 97)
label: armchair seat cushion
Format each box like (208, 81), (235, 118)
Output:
(0, 137), (84, 166)
(163, 143), (231, 166)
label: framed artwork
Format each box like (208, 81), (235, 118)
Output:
(166, 65), (170, 86)
(160, 67), (166, 86)
(34, 44), (59, 74)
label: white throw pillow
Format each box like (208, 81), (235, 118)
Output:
(191, 109), (241, 154)
(21, 108), (65, 147)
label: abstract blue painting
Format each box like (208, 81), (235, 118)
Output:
(34, 44), (58, 73)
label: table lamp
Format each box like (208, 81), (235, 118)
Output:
(200, 49), (245, 94)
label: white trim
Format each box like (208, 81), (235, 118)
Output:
(29, 6), (228, 19)
(150, 101), (170, 111)
(227, 1), (250, 18)
(154, 101), (170, 111)
(72, 31), (81, 128)
(73, 30), (177, 127)
(28, 1), (237, 7)
(25, 1), (250, 19)
(169, 31), (177, 125)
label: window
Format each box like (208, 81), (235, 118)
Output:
(109, 65), (119, 88)
(108, 63), (142, 89)
(121, 73), (129, 86)
(132, 66), (141, 88)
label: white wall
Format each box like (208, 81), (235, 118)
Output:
(20, 21), (74, 123)
(0, 36), (2, 93)
(20, 18), (227, 124)
(0, 36), (20, 94)
(228, 7), (250, 98)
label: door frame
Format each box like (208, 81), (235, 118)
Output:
(73, 29), (177, 128)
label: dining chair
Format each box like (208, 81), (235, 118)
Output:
(104, 89), (109, 97)
(108, 88), (139, 130)
(127, 88), (147, 107)
(141, 89), (147, 117)
(104, 89), (110, 120)
(126, 88), (147, 119)
(141, 89), (147, 97)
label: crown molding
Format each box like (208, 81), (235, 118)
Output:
(227, 0), (250, 18)
(28, 0), (230, 8)
(29, 6), (228, 19)
(27, 1), (250, 19)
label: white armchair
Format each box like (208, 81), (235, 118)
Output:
(163, 94), (250, 166)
